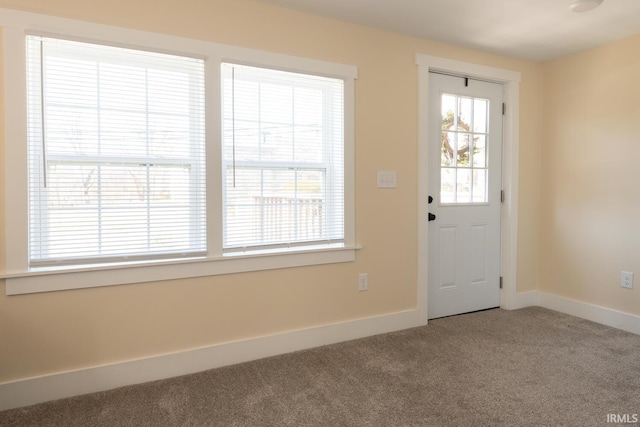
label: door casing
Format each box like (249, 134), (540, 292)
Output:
(416, 54), (521, 324)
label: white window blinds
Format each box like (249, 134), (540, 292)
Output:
(26, 36), (206, 267)
(221, 63), (345, 252)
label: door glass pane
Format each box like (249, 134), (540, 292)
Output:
(472, 135), (486, 167)
(456, 133), (471, 166)
(457, 97), (472, 131)
(441, 132), (455, 166)
(440, 92), (490, 204)
(441, 95), (456, 129)
(456, 169), (471, 203)
(473, 99), (488, 132)
(472, 169), (487, 203)
(441, 168), (456, 204)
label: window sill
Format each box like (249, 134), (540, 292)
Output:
(2, 245), (361, 295)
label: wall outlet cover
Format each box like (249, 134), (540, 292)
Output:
(621, 271), (633, 289)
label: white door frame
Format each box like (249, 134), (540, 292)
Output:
(416, 54), (521, 324)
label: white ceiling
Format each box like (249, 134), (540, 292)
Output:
(255, 0), (640, 61)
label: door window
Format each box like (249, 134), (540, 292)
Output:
(440, 94), (490, 204)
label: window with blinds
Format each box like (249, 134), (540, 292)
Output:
(26, 36), (206, 267)
(221, 63), (345, 252)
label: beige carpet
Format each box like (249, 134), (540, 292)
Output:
(2, 307), (640, 426)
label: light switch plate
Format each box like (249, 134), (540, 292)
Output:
(377, 171), (397, 189)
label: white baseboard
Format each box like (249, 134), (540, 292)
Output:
(0, 309), (421, 411)
(4, 293), (638, 412)
(537, 292), (640, 336)
(505, 291), (640, 336)
(509, 290), (539, 309)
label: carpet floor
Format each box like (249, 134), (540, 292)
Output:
(1, 307), (640, 426)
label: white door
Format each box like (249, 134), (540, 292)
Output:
(427, 72), (503, 319)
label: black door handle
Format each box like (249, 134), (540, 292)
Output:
(428, 213), (436, 221)
(428, 196), (433, 204)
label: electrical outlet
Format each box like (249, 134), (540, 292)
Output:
(358, 273), (368, 291)
(621, 271), (633, 289)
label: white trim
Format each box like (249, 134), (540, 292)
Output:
(0, 308), (420, 411)
(416, 58), (430, 325)
(538, 292), (640, 336)
(343, 77), (356, 247)
(510, 290), (539, 309)
(3, 27), (29, 274)
(4, 246), (360, 295)
(416, 55), (521, 84)
(415, 54), (522, 320)
(2, 288), (637, 411)
(500, 82), (521, 311)
(3, 292), (638, 411)
(1, 7), (358, 294)
(0, 8), (357, 80)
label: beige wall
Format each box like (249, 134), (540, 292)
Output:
(540, 33), (640, 315)
(0, 0), (543, 383)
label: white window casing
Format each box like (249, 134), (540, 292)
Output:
(0, 8), (358, 295)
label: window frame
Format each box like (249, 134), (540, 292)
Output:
(220, 62), (345, 252)
(1, 8), (358, 295)
(25, 35), (208, 267)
